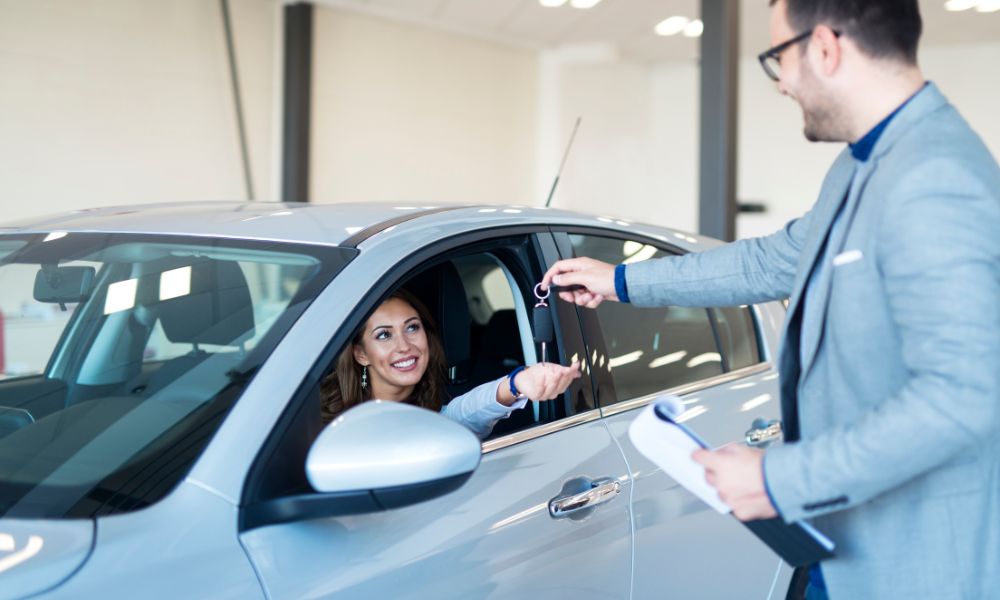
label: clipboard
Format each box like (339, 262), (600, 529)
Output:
(628, 396), (836, 568)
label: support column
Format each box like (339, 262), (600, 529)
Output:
(698, 0), (740, 242)
(281, 2), (313, 203)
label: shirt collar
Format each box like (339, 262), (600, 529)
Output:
(849, 81), (929, 162)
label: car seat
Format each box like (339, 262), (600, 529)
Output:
(127, 259), (254, 397)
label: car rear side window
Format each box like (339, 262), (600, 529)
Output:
(567, 233), (761, 402)
(712, 305), (761, 371)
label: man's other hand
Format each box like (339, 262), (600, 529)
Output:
(692, 445), (778, 521)
(540, 258), (617, 309)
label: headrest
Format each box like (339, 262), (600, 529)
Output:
(404, 262), (471, 382)
(158, 260), (255, 346)
(481, 310), (521, 362)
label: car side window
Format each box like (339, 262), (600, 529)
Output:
(712, 305), (762, 370)
(315, 239), (587, 444)
(567, 233), (763, 403)
(568, 234), (723, 401)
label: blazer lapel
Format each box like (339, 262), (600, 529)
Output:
(776, 152), (854, 441)
(784, 150), (856, 327)
(798, 163), (872, 376)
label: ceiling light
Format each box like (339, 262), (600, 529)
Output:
(975, 0), (1000, 11)
(570, 0), (602, 7)
(944, 0), (977, 10)
(540, 0), (567, 6)
(683, 19), (705, 37)
(655, 16), (689, 36)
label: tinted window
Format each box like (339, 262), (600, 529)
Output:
(0, 233), (352, 518)
(713, 305), (761, 371)
(569, 234), (723, 400)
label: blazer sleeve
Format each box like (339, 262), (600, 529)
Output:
(624, 212), (815, 308)
(441, 378), (530, 440)
(764, 159), (1000, 522)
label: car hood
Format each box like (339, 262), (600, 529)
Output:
(0, 519), (94, 600)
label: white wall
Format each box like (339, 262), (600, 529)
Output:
(309, 7), (539, 206)
(0, 2), (996, 236)
(538, 49), (700, 233)
(542, 41), (1000, 240)
(0, 0), (278, 225)
(740, 41), (1000, 238)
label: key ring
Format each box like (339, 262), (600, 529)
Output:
(533, 283), (550, 306)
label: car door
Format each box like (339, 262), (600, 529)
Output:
(237, 230), (633, 599)
(552, 229), (788, 600)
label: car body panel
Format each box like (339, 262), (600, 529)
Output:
(0, 519), (93, 600)
(38, 483), (263, 600)
(603, 366), (786, 600)
(240, 417), (632, 599)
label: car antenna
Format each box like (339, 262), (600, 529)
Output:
(544, 116), (582, 208)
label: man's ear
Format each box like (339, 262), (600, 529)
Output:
(813, 25), (842, 77)
(352, 344), (369, 367)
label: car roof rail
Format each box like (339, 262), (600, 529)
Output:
(339, 205), (471, 249)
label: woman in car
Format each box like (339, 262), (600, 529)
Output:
(321, 289), (580, 439)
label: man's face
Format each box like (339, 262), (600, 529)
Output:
(769, 0), (846, 142)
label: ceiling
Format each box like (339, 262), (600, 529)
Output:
(312, 0), (1000, 63)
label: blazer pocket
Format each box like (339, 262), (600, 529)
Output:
(831, 249), (870, 281)
(832, 249), (863, 267)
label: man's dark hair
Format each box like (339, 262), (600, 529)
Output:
(770, 0), (922, 65)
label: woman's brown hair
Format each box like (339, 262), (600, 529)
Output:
(320, 288), (448, 422)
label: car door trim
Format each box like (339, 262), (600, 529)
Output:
(597, 362), (774, 418)
(481, 408), (601, 453)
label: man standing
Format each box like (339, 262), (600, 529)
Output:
(542, 0), (999, 598)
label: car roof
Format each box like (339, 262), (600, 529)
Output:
(0, 201), (714, 251)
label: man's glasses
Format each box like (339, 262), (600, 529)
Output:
(757, 28), (841, 82)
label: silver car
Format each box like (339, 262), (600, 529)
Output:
(0, 202), (793, 599)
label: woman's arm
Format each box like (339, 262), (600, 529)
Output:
(442, 362), (581, 439)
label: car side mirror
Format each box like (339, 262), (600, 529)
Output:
(243, 401), (482, 529)
(33, 266), (96, 305)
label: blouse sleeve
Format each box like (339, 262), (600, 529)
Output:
(440, 378), (530, 440)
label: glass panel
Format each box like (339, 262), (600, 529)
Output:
(569, 234), (723, 401)
(0, 232), (352, 518)
(713, 306), (762, 371)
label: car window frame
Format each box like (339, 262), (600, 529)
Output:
(239, 226), (596, 526)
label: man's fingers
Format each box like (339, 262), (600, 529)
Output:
(691, 448), (717, 469)
(541, 258), (590, 289)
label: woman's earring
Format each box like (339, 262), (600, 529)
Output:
(361, 365), (368, 390)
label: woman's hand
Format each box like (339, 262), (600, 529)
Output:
(498, 361), (582, 406)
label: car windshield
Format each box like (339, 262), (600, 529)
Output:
(0, 232), (353, 519)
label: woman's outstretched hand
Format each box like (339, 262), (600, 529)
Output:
(499, 361), (582, 406)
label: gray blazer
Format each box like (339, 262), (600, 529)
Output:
(625, 83), (1000, 599)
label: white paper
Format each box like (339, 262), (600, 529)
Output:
(627, 396), (731, 514)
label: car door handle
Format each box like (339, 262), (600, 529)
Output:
(548, 477), (621, 519)
(745, 419), (783, 447)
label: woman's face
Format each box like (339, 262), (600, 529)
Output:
(352, 297), (430, 401)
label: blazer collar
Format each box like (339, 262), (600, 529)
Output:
(866, 81), (947, 163)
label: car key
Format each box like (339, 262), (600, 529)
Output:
(533, 283), (554, 363)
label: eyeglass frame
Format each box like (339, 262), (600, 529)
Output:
(757, 28), (842, 82)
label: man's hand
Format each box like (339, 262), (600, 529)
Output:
(540, 257), (617, 309)
(692, 445), (778, 521)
